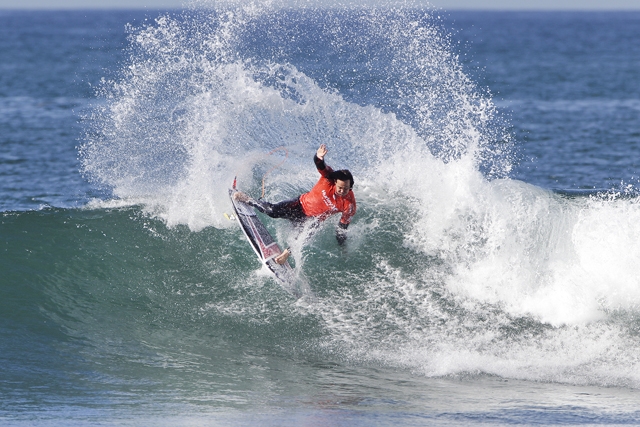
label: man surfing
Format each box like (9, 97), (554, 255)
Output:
(234, 144), (356, 264)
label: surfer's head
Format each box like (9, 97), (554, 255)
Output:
(329, 169), (354, 197)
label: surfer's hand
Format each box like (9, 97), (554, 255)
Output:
(316, 144), (328, 160)
(336, 222), (348, 245)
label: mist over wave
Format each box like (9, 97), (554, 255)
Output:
(77, 3), (640, 388)
(80, 4), (508, 225)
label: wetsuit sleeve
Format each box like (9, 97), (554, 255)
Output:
(314, 154), (333, 178)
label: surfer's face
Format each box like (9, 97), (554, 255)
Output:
(335, 179), (351, 197)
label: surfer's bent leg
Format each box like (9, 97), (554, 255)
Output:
(272, 198), (306, 221)
(251, 197), (306, 221)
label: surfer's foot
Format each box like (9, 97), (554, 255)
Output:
(275, 248), (291, 265)
(233, 191), (252, 203)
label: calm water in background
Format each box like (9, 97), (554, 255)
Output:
(451, 11), (640, 191)
(1, 8), (640, 426)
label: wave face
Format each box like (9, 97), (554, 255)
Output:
(5, 7), (640, 414)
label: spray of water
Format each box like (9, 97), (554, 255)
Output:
(80, 2), (640, 388)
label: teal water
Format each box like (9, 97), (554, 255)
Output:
(2, 6), (640, 426)
(4, 207), (640, 425)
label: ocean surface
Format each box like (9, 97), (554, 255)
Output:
(2, 5), (640, 426)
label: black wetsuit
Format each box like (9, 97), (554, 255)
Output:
(250, 197), (306, 223)
(249, 154), (326, 222)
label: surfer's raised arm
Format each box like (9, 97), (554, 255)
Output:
(314, 143), (331, 175)
(316, 143), (328, 161)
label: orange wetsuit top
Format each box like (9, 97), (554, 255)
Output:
(299, 155), (356, 226)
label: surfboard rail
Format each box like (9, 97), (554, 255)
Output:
(228, 183), (301, 297)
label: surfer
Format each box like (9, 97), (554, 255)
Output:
(234, 144), (356, 263)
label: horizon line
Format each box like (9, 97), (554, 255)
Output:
(1, 6), (640, 11)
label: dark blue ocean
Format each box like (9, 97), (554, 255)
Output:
(2, 6), (640, 426)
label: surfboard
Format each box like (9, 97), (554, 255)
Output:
(228, 180), (301, 297)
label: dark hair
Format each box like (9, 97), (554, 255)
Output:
(329, 169), (354, 189)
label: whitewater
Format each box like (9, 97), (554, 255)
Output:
(2, 4), (640, 426)
(81, 2), (640, 369)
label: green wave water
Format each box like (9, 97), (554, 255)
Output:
(3, 199), (640, 424)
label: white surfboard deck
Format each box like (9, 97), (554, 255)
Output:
(228, 183), (305, 298)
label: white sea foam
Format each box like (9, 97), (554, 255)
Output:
(80, 5), (640, 387)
